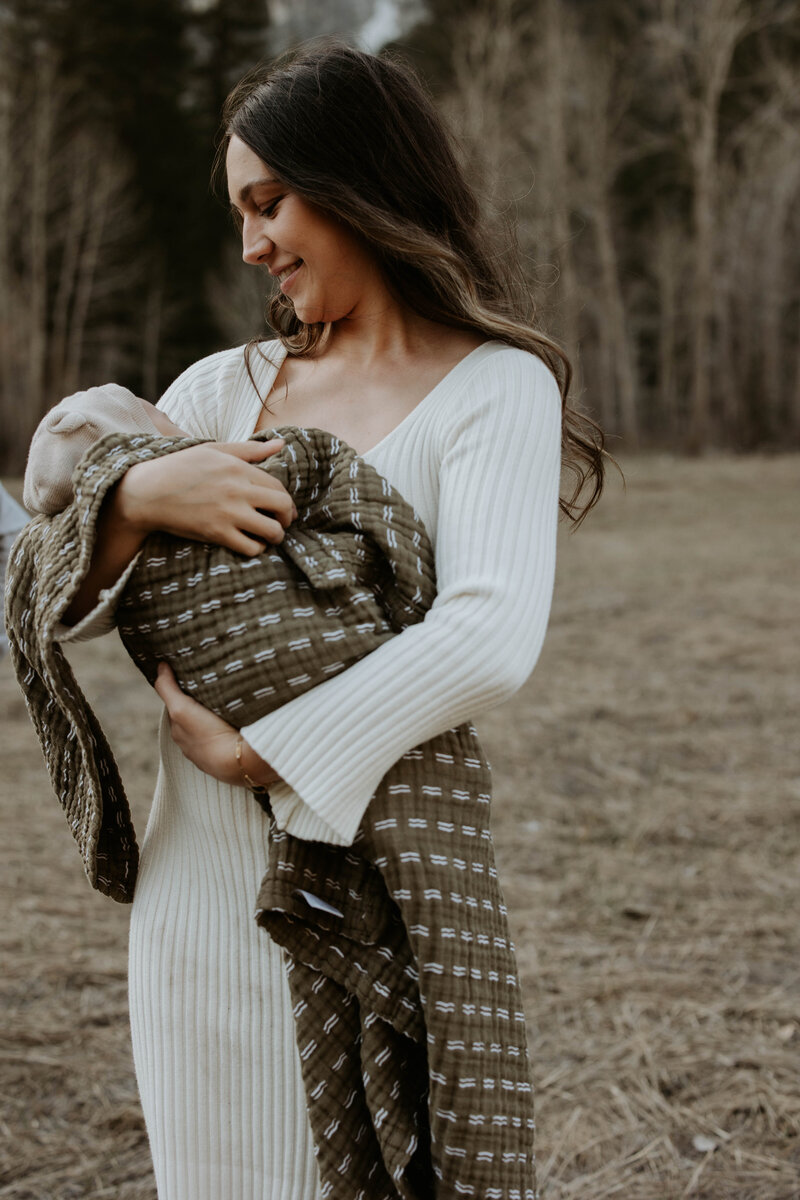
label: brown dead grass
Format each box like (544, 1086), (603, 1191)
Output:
(1, 454), (798, 1199)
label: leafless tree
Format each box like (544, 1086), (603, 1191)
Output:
(649, 0), (797, 449)
(567, 28), (657, 445)
(0, 42), (142, 469)
(443, 1), (583, 386)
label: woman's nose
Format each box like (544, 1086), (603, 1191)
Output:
(241, 216), (273, 266)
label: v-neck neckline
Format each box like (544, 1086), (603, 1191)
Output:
(246, 339), (502, 457)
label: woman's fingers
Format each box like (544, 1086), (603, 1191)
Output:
(206, 441), (297, 528)
(217, 437), (294, 517)
(154, 661), (254, 785)
(154, 661), (183, 708)
(154, 663), (196, 742)
(115, 440), (297, 546)
(251, 479), (296, 528)
(155, 661), (217, 729)
(227, 514), (286, 557)
(215, 438), (286, 462)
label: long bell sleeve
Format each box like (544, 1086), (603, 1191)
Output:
(52, 350), (233, 646)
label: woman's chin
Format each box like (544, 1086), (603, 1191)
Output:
(291, 301), (327, 325)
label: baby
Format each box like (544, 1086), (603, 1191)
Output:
(23, 385), (189, 516)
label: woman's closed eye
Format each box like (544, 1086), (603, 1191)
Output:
(228, 197), (280, 230)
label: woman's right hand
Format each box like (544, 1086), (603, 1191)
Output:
(114, 438), (296, 556)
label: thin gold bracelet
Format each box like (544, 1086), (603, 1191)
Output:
(235, 733), (269, 794)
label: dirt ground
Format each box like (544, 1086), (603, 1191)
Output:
(1, 454), (798, 1199)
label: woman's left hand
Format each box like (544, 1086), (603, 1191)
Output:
(154, 662), (281, 788)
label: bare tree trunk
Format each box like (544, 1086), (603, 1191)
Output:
(541, 0), (580, 372)
(593, 180), (638, 444)
(591, 302), (617, 438)
(446, 0), (519, 193)
(659, 0), (753, 451)
(142, 263), (164, 401)
(0, 63), (13, 429)
(27, 48), (55, 418)
(792, 306), (800, 438)
(759, 162), (798, 438)
(687, 119), (716, 452)
(50, 147), (91, 393)
(714, 266), (740, 444)
(654, 220), (681, 441)
(63, 161), (112, 395)
(0, 37), (143, 470)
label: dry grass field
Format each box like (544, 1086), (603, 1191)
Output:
(1, 454), (798, 1199)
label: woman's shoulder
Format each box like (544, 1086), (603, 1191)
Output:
(156, 339), (285, 435)
(158, 340), (283, 403)
(465, 340), (560, 388)
(442, 341), (561, 432)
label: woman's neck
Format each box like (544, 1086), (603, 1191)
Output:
(317, 296), (459, 371)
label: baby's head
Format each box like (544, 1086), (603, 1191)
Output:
(24, 385), (189, 516)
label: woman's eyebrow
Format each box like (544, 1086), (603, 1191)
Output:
(235, 177), (280, 205)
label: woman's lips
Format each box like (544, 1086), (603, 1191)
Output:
(279, 261), (302, 293)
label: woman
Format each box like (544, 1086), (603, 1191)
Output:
(61, 40), (604, 1200)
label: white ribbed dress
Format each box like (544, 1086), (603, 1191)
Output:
(60, 338), (562, 1200)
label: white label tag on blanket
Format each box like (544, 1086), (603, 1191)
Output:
(294, 888), (344, 918)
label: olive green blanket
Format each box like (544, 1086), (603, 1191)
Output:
(5, 428), (537, 1199)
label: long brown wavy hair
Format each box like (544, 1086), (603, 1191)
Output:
(219, 40), (606, 523)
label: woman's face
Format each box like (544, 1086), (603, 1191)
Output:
(226, 134), (383, 326)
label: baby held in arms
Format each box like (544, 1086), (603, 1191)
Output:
(23, 385), (190, 516)
(18, 385), (435, 735)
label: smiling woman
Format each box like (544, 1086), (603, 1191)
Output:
(12, 37), (608, 1200)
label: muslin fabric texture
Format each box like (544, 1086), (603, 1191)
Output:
(117, 426), (436, 725)
(257, 729), (537, 1199)
(7, 339), (562, 1199)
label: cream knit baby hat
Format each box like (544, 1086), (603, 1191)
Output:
(24, 385), (163, 516)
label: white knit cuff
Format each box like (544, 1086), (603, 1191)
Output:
(267, 778), (351, 846)
(54, 550), (142, 644)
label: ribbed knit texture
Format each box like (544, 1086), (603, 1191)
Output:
(128, 717), (321, 1199)
(59, 338), (561, 1199)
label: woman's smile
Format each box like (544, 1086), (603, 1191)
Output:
(276, 260), (303, 291)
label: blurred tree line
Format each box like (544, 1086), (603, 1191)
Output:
(409, 0), (800, 452)
(2, 0), (799, 472)
(0, 0), (269, 470)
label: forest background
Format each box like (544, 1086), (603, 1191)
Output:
(2, 0), (800, 472)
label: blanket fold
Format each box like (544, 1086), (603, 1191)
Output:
(4, 431), (204, 899)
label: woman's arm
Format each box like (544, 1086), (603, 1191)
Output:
(153, 661), (283, 788)
(57, 345), (292, 635)
(60, 481), (149, 627)
(62, 439), (294, 626)
(233, 350), (563, 843)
